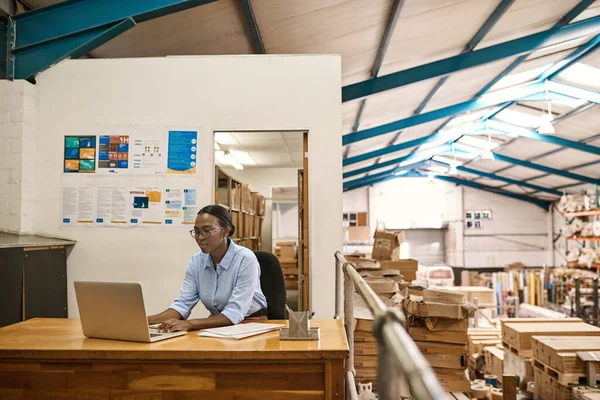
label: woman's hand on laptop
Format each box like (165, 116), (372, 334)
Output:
(157, 319), (193, 333)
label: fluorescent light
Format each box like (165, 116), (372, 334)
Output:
(223, 152), (244, 170)
(395, 170), (409, 176)
(214, 142), (221, 151)
(214, 132), (237, 145)
(229, 150), (256, 166)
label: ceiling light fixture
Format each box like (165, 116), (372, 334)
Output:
(481, 121), (495, 160)
(539, 81), (556, 135)
(223, 151), (244, 170)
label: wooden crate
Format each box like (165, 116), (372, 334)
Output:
(534, 367), (574, 400)
(533, 336), (600, 376)
(503, 322), (600, 358)
(484, 345), (504, 377)
(445, 286), (496, 306)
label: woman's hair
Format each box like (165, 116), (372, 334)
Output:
(197, 205), (235, 237)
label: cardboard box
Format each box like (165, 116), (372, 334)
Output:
(252, 192), (266, 216)
(280, 259), (298, 275)
(380, 259), (418, 281)
(231, 182), (241, 210)
(231, 210), (240, 239)
(277, 242), (297, 260)
(241, 184), (253, 213)
(345, 226), (371, 242)
(403, 299), (474, 320)
(372, 230), (405, 261)
(242, 213), (254, 238)
(253, 216), (263, 237)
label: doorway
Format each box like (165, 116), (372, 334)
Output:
(213, 131), (309, 311)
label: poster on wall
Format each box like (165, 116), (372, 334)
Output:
(97, 135), (129, 173)
(129, 187), (164, 225)
(64, 136), (96, 173)
(131, 132), (166, 175)
(96, 188), (129, 225)
(167, 130), (197, 175)
(164, 188), (197, 225)
(62, 187), (95, 224)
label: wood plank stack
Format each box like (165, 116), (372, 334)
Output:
(501, 318), (600, 399)
(531, 337), (600, 400)
(483, 345), (504, 379)
(403, 289), (476, 393)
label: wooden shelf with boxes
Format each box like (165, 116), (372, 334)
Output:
(215, 166), (266, 252)
(275, 241), (299, 291)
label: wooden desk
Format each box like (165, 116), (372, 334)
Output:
(0, 318), (348, 399)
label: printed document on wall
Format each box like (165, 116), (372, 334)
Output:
(62, 187), (95, 225)
(167, 130), (197, 175)
(96, 188), (129, 226)
(164, 188), (197, 225)
(131, 131), (166, 175)
(130, 188), (163, 226)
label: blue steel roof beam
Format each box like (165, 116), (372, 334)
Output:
(7, 0), (216, 80)
(490, 152), (600, 185)
(435, 175), (551, 210)
(343, 144), (452, 179)
(343, 0), (405, 160)
(430, 160), (563, 196)
(240, 0), (265, 54)
(343, 171), (423, 192)
(343, 80), (547, 146)
(341, 14), (600, 103)
(343, 160), (430, 189)
(413, 0), (516, 114)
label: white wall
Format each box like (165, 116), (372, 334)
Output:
(223, 167), (298, 251)
(462, 187), (549, 267)
(0, 80), (36, 233)
(32, 55), (341, 320)
(343, 187), (368, 213)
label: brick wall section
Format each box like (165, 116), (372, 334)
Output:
(0, 80), (36, 233)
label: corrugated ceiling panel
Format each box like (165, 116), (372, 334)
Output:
(500, 165), (545, 180)
(471, 178), (508, 187)
(450, 171), (482, 181)
(526, 174), (581, 188)
(344, 158), (381, 174)
(553, 106), (600, 141)
(422, 58), (517, 112)
(397, 120), (446, 142)
(572, 0), (600, 22)
(254, 0), (392, 84)
(92, 0), (253, 57)
(346, 132), (398, 158)
(563, 184), (597, 194)
(378, 0), (499, 76)
(477, 0), (581, 48)
(358, 79), (438, 129)
(525, 36), (592, 61)
(377, 148), (415, 164)
(501, 184), (535, 194)
(584, 50), (600, 69)
(533, 149), (600, 170)
(343, 102), (361, 134)
(467, 158), (515, 172)
(497, 137), (562, 159)
(571, 163), (600, 178)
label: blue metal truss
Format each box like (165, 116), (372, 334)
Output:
(431, 160), (563, 196)
(5, 0), (216, 80)
(491, 152), (600, 185)
(240, 0), (265, 54)
(343, 170), (423, 192)
(343, 144), (452, 179)
(343, 0), (405, 159)
(435, 175), (551, 210)
(341, 15), (600, 102)
(343, 160), (429, 189)
(413, 0), (516, 114)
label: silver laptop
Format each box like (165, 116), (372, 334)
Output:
(74, 281), (187, 343)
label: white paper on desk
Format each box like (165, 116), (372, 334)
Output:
(197, 323), (285, 339)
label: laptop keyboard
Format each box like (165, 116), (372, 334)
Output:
(150, 333), (164, 338)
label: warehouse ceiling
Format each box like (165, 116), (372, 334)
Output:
(16, 0), (600, 207)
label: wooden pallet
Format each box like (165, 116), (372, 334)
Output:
(533, 358), (588, 386)
(533, 336), (600, 376)
(534, 368), (575, 400)
(504, 341), (533, 359)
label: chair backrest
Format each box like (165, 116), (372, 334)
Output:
(254, 251), (287, 320)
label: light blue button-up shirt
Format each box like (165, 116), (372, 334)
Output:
(169, 239), (267, 325)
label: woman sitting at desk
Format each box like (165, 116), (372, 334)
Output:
(148, 205), (267, 332)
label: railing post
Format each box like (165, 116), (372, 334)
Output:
(575, 278), (582, 318)
(344, 262), (355, 377)
(378, 342), (400, 400)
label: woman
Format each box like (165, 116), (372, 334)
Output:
(148, 205), (267, 332)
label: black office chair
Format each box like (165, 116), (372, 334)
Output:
(254, 251), (287, 320)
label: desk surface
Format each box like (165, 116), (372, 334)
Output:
(0, 318), (349, 361)
(0, 232), (76, 249)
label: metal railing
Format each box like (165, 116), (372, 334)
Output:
(335, 251), (446, 400)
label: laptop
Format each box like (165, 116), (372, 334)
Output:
(74, 281), (187, 343)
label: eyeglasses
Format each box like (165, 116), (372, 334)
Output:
(189, 227), (222, 240)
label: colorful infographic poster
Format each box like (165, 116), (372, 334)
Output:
(167, 130), (197, 175)
(129, 188), (163, 225)
(98, 135), (129, 172)
(131, 132), (165, 175)
(164, 188), (197, 225)
(64, 136), (96, 173)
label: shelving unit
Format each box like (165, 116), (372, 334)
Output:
(214, 166), (266, 252)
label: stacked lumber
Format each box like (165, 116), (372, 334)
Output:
(468, 328), (502, 357)
(531, 337), (600, 400)
(483, 345), (504, 378)
(501, 319), (600, 398)
(403, 289), (475, 393)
